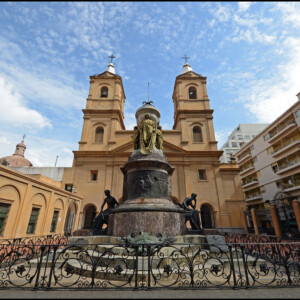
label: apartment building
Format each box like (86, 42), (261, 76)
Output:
(220, 124), (269, 163)
(235, 94), (300, 237)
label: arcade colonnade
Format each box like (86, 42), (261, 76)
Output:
(0, 165), (82, 239)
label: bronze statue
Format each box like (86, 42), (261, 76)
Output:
(132, 126), (140, 150)
(139, 113), (157, 154)
(181, 193), (201, 231)
(92, 190), (119, 233)
(156, 125), (163, 150)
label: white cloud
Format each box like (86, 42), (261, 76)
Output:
(0, 77), (52, 129)
(232, 28), (276, 44)
(238, 2), (252, 12)
(212, 5), (231, 22)
(275, 2), (300, 28)
(238, 37), (300, 123)
(0, 136), (11, 145)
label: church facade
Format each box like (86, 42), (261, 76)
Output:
(61, 61), (246, 233)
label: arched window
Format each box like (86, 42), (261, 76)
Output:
(189, 86), (197, 99)
(95, 127), (104, 143)
(193, 126), (203, 142)
(100, 86), (108, 98)
(201, 204), (215, 228)
(83, 205), (96, 229)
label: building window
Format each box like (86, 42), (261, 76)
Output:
(231, 135), (235, 140)
(100, 86), (108, 98)
(198, 169), (207, 181)
(253, 156), (257, 163)
(244, 135), (250, 140)
(95, 127), (104, 143)
(239, 142), (244, 147)
(193, 126), (203, 142)
(232, 142), (237, 147)
(90, 170), (98, 181)
(225, 143), (229, 147)
(26, 207), (40, 234)
(188, 87), (197, 99)
(50, 210), (59, 233)
(237, 134), (243, 140)
(0, 203), (10, 235)
(65, 184), (73, 192)
(250, 144), (255, 150)
(295, 109), (300, 118)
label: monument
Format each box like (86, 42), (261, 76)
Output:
(106, 101), (186, 237)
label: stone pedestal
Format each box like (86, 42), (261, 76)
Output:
(108, 150), (185, 237)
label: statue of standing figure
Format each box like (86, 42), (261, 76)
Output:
(133, 113), (163, 154)
(139, 113), (157, 154)
(92, 190), (119, 234)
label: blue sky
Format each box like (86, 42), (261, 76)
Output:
(0, 2), (300, 167)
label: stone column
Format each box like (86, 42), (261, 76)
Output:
(269, 203), (282, 238)
(292, 199), (300, 234)
(250, 208), (259, 235)
(241, 210), (248, 234)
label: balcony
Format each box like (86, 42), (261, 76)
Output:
(272, 139), (300, 157)
(276, 159), (300, 175)
(268, 120), (297, 143)
(237, 153), (252, 164)
(281, 180), (300, 192)
(245, 194), (263, 202)
(242, 178), (259, 189)
(240, 165), (256, 177)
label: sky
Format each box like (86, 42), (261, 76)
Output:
(0, 2), (300, 167)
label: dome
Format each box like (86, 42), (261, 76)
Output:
(135, 101), (161, 127)
(0, 155), (32, 167)
(0, 139), (32, 167)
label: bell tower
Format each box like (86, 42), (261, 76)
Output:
(172, 59), (218, 151)
(79, 57), (126, 151)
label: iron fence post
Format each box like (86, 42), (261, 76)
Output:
(34, 245), (46, 289)
(134, 245), (139, 290)
(240, 245), (250, 288)
(47, 245), (58, 289)
(147, 245), (151, 290)
(228, 245), (238, 289)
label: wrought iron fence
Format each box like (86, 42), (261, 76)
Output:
(0, 234), (299, 290)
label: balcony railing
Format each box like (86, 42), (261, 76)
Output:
(237, 153), (252, 164)
(277, 158), (300, 174)
(242, 178), (259, 189)
(245, 193), (263, 201)
(268, 120), (297, 142)
(272, 138), (300, 157)
(240, 165), (255, 176)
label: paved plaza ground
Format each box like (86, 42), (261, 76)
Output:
(1, 287), (300, 299)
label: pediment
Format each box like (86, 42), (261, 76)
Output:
(111, 140), (186, 155)
(91, 71), (120, 79)
(177, 71), (204, 79)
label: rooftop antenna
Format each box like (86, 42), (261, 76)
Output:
(143, 82), (153, 105)
(54, 156), (58, 167)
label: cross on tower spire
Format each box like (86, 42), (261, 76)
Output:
(108, 54), (116, 63)
(181, 54), (190, 64)
(22, 134), (26, 141)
